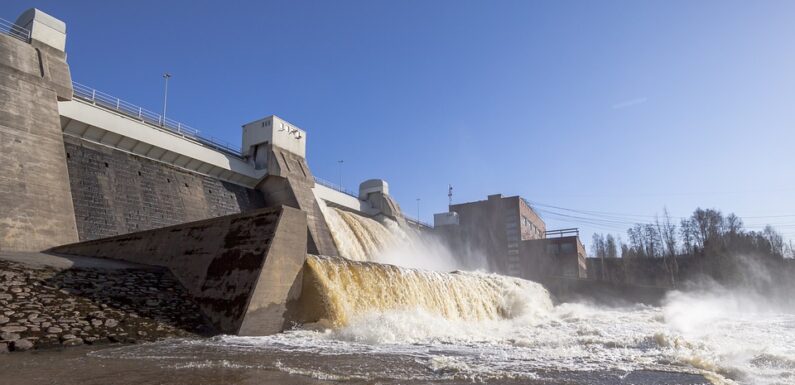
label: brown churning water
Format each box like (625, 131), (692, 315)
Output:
(295, 255), (553, 327)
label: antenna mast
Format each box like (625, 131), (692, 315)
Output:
(448, 184), (453, 209)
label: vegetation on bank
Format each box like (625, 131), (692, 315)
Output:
(589, 208), (794, 290)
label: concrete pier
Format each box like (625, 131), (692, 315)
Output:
(51, 206), (308, 335)
(0, 9), (78, 251)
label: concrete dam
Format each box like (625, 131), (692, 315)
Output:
(0, 8), (524, 337)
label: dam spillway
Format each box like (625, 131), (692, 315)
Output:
(320, 203), (413, 262)
(297, 255), (553, 328)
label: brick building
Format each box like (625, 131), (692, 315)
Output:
(434, 194), (586, 281)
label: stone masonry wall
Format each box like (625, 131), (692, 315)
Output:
(0, 259), (212, 352)
(63, 136), (265, 241)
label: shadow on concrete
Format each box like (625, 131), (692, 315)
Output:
(34, 259), (217, 339)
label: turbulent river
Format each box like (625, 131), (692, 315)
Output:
(7, 283), (794, 385)
(4, 206), (794, 385)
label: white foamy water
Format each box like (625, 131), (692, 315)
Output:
(82, 257), (795, 384)
(228, 290), (794, 385)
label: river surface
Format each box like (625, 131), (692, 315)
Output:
(3, 290), (794, 385)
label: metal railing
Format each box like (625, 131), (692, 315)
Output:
(405, 216), (433, 229)
(71, 81), (242, 157)
(71, 81), (429, 225)
(314, 177), (432, 228)
(0, 17), (30, 42)
(315, 177), (358, 197)
(546, 228), (580, 238)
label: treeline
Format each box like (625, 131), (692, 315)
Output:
(590, 208), (794, 289)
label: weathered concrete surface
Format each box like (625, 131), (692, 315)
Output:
(50, 206), (308, 336)
(63, 136), (265, 241)
(257, 146), (338, 257)
(0, 251), (152, 271)
(0, 32), (79, 252)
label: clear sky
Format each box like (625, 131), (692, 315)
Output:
(3, 1), (794, 248)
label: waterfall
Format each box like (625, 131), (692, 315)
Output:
(296, 255), (554, 327)
(319, 204), (410, 262)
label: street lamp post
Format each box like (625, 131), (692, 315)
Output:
(337, 160), (344, 190)
(162, 72), (171, 126)
(416, 198), (421, 229)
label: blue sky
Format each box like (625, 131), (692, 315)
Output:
(3, 1), (795, 247)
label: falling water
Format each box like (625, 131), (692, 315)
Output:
(319, 205), (407, 262)
(318, 202), (481, 271)
(296, 255), (554, 327)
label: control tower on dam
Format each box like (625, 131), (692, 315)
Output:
(0, 8), (420, 335)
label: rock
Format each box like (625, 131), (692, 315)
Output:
(9, 287), (22, 293)
(1, 332), (20, 341)
(88, 311), (105, 319)
(0, 326), (26, 333)
(90, 319), (103, 327)
(11, 339), (33, 351)
(0, 342), (8, 353)
(83, 336), (99, 344)
(46, 327), (62, 334)
(60, 334), (77, 341)
(0, 294), (12, 300)
(104, 319), (118, 328)
(0, 316), (8, 324)
(62, 338), (83, 347)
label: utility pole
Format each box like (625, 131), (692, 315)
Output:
(448, 184), (453, 210)
(337, 160), (344, 190)
(416, 198), (421, 229)
(162, 72), (171, 126)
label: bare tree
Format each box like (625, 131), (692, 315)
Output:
(657, 208), (678, 287)
(605, 234), (618, 258)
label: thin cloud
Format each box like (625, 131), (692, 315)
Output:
(612, 97), (648, 110)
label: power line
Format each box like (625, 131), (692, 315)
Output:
(526, 200), (795, 236)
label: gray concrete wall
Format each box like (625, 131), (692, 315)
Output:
(63, 136), (265, 241)
(50, 206), (308, 336)
(0, 33), (78, 252)
(257, 145), (338, 256)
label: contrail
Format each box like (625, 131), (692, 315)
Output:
(612, 97), (648, 110)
